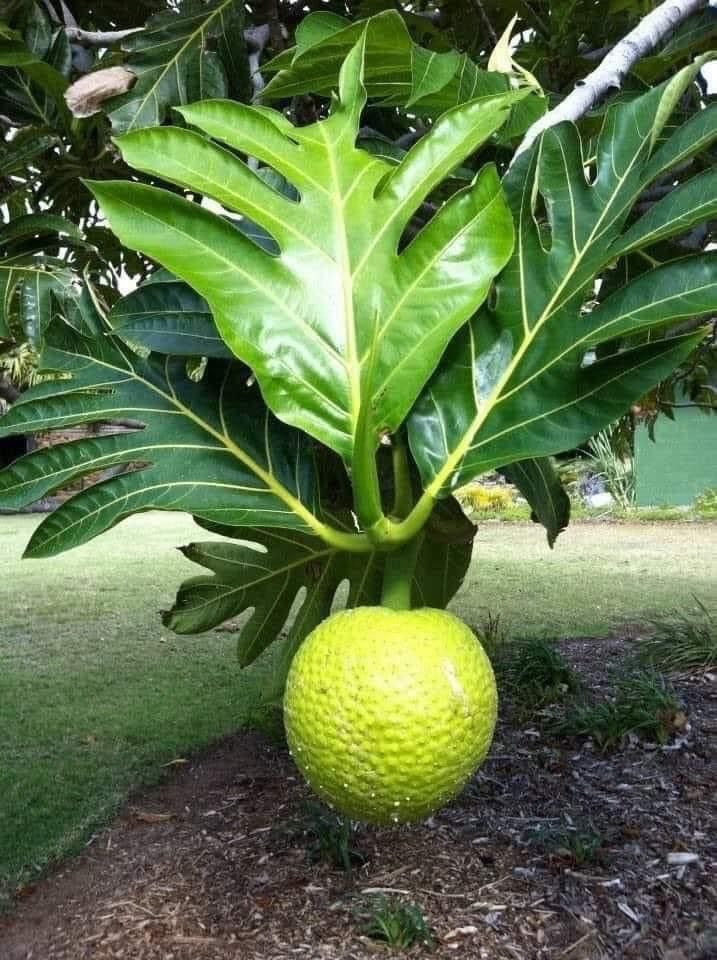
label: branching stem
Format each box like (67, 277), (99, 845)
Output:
(391, 434), (414, 520)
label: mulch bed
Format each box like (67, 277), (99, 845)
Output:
(1, 638), (715, 960)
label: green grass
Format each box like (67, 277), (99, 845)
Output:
(525, 823), (605, 866)
(0, 513), (282, 908)
(1, 513), (716, 906)
(464, 502), (710, 523)
(277, 802), (365, 872)
(489, 636), (580, 714)
(548, 668), (682, 752)
(355, 896), (434, 950)
(638, 597), (717, 672)
(453, 521), (717, 637)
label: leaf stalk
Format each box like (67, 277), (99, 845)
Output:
(390, 434), (414, 520)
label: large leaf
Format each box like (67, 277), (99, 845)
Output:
(0, 315), (349, 557)
(165, 499), (475, 662)
(165, 528), (384, 661)
(500, 457), (570, 547)
(89, 39), (521, 498)
(261, 9), (545, 129)
(105, 0), (248, 133)
(407, 62), (717, 498)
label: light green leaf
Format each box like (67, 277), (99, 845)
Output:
(88, 39), (521, 500)
(105, 0), (246, 133)
(407, 64), (717, 497)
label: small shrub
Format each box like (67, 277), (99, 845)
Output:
(457, 483), (514, 514)
(496, 636), (580, 713)
(356, 896), (434, 950)
(549, 668), (683, 752)
(276, 802), (365, 871)
(694, 488), (717, 518)
(526, 823), (605, 866)
(639, 597), (716, 672)
(585, 427), (635, 509)
(479, 610), (508, 662)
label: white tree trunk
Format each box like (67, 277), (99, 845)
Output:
(515, 0), (709, 157)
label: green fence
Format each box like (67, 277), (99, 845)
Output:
(634, 408), (717, 506)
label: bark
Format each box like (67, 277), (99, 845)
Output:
(65, 26), (144, 46)
(515, 0), (708, 157)
(0, 376), (20, 405)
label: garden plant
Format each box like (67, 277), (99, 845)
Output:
(1, 0), (717, 826)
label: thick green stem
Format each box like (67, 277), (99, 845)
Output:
(380, 489), (437, 548)
(352, 427), (387, 538)
(312, 518), (375, 553)
(391, 434), (413, 520)
(380, 534), (423, 610)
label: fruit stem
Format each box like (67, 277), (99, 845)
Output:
(380, 533), (423, 610)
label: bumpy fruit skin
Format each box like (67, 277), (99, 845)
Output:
(283, 606), (497, 825)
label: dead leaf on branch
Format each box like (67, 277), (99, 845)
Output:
(65, 67), (136, 118)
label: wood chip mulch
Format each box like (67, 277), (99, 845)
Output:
(1, 638), (715, 960)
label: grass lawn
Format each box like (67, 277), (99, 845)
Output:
(1, 511), (715, 907)
(454, 520), (716, 636)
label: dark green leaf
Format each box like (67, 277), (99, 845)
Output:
(0, 258), (74, 342)
(500, 458), (570, 547)
(109, 277), (231, 357)
(0, 133), (57, 178)
(614, 171), (717, 255)
(106, 0), (246, 133)
(0, 213), (83, 250)
(165, 499), (473, 656)
(641, 104), (717, 185)
(0, 316), (330, 557)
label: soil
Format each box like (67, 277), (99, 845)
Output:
(1, 638), (715, 960)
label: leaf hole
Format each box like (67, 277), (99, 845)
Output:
(584, 162), (598, 186)
(532, 190), (552, 253)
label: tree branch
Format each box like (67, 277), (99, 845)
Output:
(515, 0), (708, 157)
(246, 24), (271, 99)
(471, 0), (498, 46)
(65, 26), (145, 46)
(0, 376), (20, 405)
